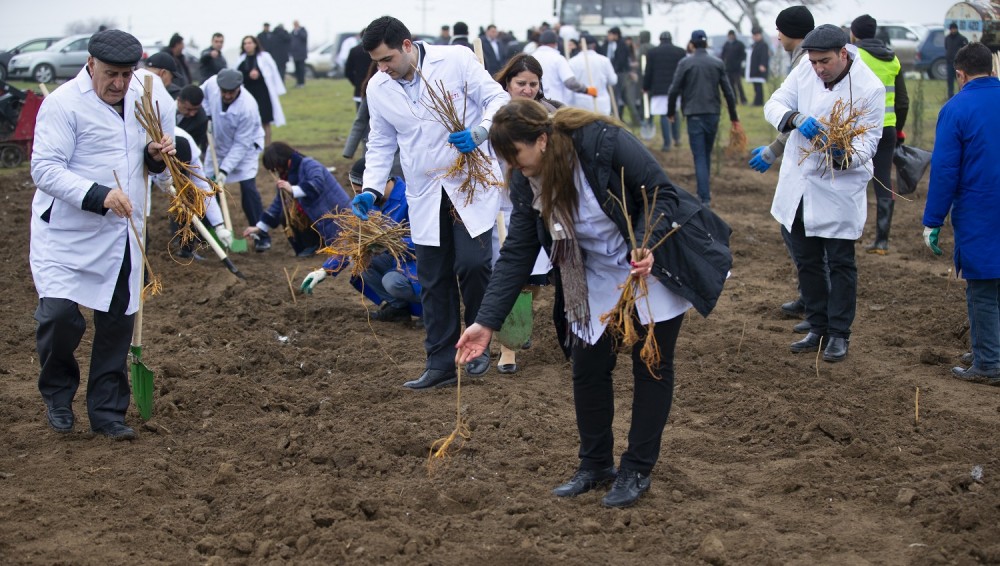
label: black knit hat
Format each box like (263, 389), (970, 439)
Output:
(775, 6), (815, 40)
(850, 14), (877, 40)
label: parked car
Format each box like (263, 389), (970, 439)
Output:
(7, 34), (92, 83)
(914, 27), (946, 80)
(875, 22), (929, 72)
(305, 40), (338, 79)
(0, 36), (62, 82)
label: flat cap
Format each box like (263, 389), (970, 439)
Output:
(800, 24), (847, 51)
(775, 6), (815, 40)
(216, 68), (243, 90)
(539, 30), (558, 45)
(88, 29), (143, 66)
(145, 52), (177, 74)
(691, 29), (707, 43)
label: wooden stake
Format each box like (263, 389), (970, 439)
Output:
(283, 266), (299, 304)
(815, 337), (824, 379)
(736, 320), (747, 357)
(914, 387), (920, 425)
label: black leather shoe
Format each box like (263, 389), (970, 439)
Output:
(47, 407), (74, 433)
(497, 363), (518, 374)
(296, 246), (318, 258)
(552, 466), (617, 497)
(176, 247), (205, 261)
(602, 469), (651, 508)
(792, 320), (810, 334)
(822, 337), (849, 362)
(781, 297), (805, 317)
(92, 422), (137, 441)
(370, 303), (410, 322)
(255, 238), (272, 252)
(790, 332), (825, 354)
(960, 352), (974, 365)
(403, 369), (457, 390)
(465, 353), (490, 376)
(951, 366), (1000, 385)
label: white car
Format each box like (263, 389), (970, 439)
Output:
(7, 34), (92, 83)
(305, 40), (336, 79)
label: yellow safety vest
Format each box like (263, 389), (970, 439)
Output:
(857, 49), (899, 127)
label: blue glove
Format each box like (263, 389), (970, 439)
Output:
(830, 144), (846, 160)
(448, 126), (488, 153)
(923, 227), (942, 256)
(793, 114), (823, 140)
(748, 146), (775, 173)
(351, 192), (376, 220)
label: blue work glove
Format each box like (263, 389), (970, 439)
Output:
(792, 114), (823, 140)
(351, 192), (376, 220)
(448, 126), (488, 153)
(923, 227), (942, 256)
(748, 146), (776, 173)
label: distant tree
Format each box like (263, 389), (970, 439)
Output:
(65, 19), (119, 35)
(653, 0), (830, 34)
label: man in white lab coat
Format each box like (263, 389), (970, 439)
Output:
(30, 30), (175, 440)
(351, 16), (509, 389)
(568, 34), (617, 115)
(763, 25), (884, 363)
(201, 69), (269, 251)
(532, 29), (596, 105)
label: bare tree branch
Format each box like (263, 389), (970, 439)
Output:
(653, 0), (832, 34)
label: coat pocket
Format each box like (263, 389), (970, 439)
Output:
(48, 198), (104, 232)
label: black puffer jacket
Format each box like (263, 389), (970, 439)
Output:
(476, 121), (732, 353)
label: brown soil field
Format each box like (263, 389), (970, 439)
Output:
(1, 146), (998, 566)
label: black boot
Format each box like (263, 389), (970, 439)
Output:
(866, 198), (894, 255)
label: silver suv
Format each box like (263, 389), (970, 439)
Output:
(7, 34), (92, 83)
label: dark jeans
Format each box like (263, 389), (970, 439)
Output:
(239, 178), (267, 242)
(658, 114), (681, 150)
(726, 72), (747, 104)
(871, 126), (896, 199)
(946, 62), (957, 99)
(785, 200), (857, 338)
(276, 61), (288, 80)
(967, 279), (1000, 371)
(686, 113), (720, 205)
(752, 82), (765, 106)
(294, 59), (306, 85)
(361, 253), (418, 308)
(35, 240), (134, 429)
(571, 313), (683, 475)
(414, 189), (492, 371)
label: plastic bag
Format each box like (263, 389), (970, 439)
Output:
(893, 144), (932, 195)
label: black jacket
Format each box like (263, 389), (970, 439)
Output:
(643, 41), (686, 95)
(748, 40), (769, 79)
(944, 31), (968, 62)
(270, 26), (291, 64)
(720, 39), (746, 74)
(480, 34), (506, 75)
(199, 47), (227, 80)
(290, 27), (308, 61)
(476, 122), (732, 354)
(344, 43), (371, 98)
(602, 38), (631, 73)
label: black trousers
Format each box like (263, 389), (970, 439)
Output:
(752, 82), (765, 106)
(414, 190), (492, 372)
(784, 201), (857, 339)
(35, 241), (134, 429)
(570, 313), (683, 475)
(293, 59), (306, 85)
(726, 71), (747, 103)
(871, 126), (896, 199)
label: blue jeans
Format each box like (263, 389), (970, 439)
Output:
(686, 114), (720, 205)
(360, 253), (418, 308)
(967, 279), (1000, 370)
(658, 115), (681, 150)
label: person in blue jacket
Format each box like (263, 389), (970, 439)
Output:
(243, 142), (351, 256)
(300, 157), (422, 322)
(922, 42), (1000, 385)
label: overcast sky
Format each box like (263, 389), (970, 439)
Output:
(1, 0), (949, 52)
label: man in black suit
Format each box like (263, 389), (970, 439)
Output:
(643, 31), (687, 151)
(720, 30), (747, 104)
(480, 24), (506, 75)
(602, 26), (640, 125)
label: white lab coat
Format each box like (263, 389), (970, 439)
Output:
(235, 51), (287, 127)
(568, 50), (617, 114)
(151, 127), (224, 227)
(531, 45), (578, 105)
(200, 75), (264, 183)
(764, 45), (884, 240)
(30, 65), (175, 315)
(363, 43), (509, 245)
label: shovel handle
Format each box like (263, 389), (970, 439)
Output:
(207, 130), (234, 233)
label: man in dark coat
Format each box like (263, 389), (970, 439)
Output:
(720, 30), (747, 104)
(175, 85), (208, 157)
(270, 24), (291, 80)
(290, 20), (309, 87)
(451, 21), (472, 49)
(199, 33), (227, 81)
(602, 26), (640, 126)
(344, 40), (370, 109)
(161, 33), (192, 87)
(643, 31), (686, 151)
(481, 24), (506, 75)
(748, 26), (769, 106)
(944, 23), (969, 99)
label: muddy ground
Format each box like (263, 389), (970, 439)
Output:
(0, 146), (998, 566)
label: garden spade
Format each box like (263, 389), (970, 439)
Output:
(130, 310), (154, 421)
(207, 130), (248, 253)
(494, 212), (534, 349)
(639, 55), (656, 141)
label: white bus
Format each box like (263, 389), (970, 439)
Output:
(555, 0), (649, 37)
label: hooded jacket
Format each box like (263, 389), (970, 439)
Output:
(475, 121), (732, 355)
(856, 38), (909, 130)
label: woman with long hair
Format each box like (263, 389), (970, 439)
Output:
(457, 99), (731, 508)
(236, 35), (286, 147)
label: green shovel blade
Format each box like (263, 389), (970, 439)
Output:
(207, 224), (248, 254)
(130, 345), (154, 420)
(497, 291), (533, 349)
